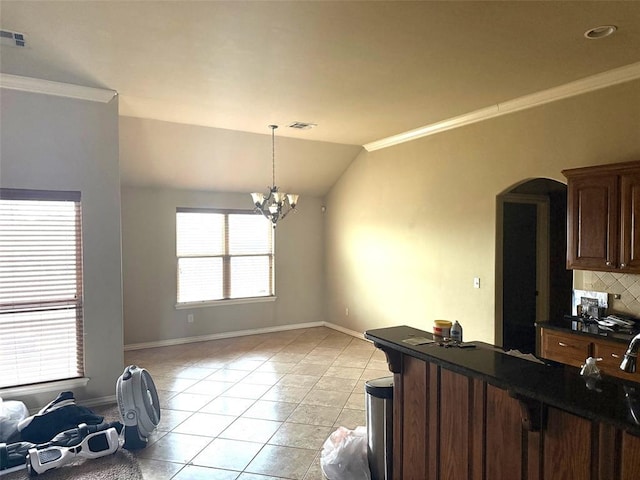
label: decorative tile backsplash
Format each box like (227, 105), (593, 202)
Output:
(576, 270), (640, 317)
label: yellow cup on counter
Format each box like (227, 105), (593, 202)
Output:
(433, 320), (452, 338)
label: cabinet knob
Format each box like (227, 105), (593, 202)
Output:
(606, 261), (612, 266)
(621, 263), (627, 268)
(558, 342), (568, 347)
(611, 353), (620, 359)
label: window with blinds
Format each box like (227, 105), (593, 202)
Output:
(0, 189), (84, 388)
(176, 208), (274, 303)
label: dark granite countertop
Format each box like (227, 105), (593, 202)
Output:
(537, 318), (637, 345)
(365, 325), (640, 437)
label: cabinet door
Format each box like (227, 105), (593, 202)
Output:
(593, 338), (640, 384)
(566, 174), (619, 270)
(540, 329), (592, 368)
(620, 173), (640, 272)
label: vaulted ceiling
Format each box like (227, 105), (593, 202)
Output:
(2, 1), (640, 195)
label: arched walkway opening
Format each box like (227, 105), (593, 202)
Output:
(495, 178), (572, 353)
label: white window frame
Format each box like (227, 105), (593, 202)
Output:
(175, 208), (275, 308)
(0, 188), (85, 389)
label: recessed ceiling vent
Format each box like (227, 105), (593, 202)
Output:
(0, 29), (27, 47)
(288, 122), (317, 130)
(584, 25), (617, 39)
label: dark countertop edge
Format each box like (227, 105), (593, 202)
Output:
(365, 326), (640, 437)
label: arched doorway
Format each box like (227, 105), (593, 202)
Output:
(495, 178), (572, 354)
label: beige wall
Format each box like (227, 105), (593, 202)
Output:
(324, 79), (640, 344)
(0, 89), (123, 408)
(121, 187), (325, 345)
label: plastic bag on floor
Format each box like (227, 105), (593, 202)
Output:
(0, 397), (29, 443)
(321, 426), (371, 480)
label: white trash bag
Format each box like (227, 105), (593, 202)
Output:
(321, 426), (371, 480)
(0, 397), (29, 443)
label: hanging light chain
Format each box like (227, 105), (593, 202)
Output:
(270, 125), (277, 187)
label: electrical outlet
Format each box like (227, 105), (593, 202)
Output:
(473, 277), (481, 289)
(187, 314), (194, 323)
(345, 307), (349, 316)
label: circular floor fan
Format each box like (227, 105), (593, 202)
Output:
(116, 365), (161, 450)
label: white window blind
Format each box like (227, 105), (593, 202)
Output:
(0, 189), (84, 388)
(176, 209), (274, 303)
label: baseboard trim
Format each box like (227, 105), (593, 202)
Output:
(124, 321), (369, 351)
(323, 321), (370, 341)
(124, 321), (326, 351)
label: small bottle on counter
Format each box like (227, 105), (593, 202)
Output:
(451, 321), (463, 342)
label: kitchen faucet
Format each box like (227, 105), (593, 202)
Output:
(620, 332), (640, 373)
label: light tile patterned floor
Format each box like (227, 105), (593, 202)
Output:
(122, 327), (389, 480)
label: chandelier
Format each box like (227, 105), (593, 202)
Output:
(250, 125), (299, 226)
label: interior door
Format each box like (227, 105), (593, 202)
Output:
(503, 202), (538, 353)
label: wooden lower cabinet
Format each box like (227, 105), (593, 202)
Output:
(540, 328), (592, 368)
(540, 327), (640, 384)
(391, 353), (640, 480)
(593, 338), (639, 383)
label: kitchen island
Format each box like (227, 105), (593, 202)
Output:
(365, 325), (640, 480)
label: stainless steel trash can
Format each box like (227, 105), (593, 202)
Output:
(365, 376), (393, 480)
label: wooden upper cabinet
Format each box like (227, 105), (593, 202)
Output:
(565, 174), (619, 270)
(563, 160), (640, 273)
(620, 172), (640, 270)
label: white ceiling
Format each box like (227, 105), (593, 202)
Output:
(2, 1), (640, 195)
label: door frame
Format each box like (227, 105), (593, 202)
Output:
(495, 193), (550, 348)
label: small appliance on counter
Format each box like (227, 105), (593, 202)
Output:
(571, 289), (608, 318)
(564, 313), (638, 336)
(568, 288), (639, 336)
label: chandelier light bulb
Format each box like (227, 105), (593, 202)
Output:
(251, 192), (265, 206)
(287, 194), (299, 207)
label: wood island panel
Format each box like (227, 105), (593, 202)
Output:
(390, 352), (640, 480)
(543, 407), (594, 480)
(439, 369), (470, 480)
(621, 432), (640, 480)
(485, 385), (523, 480)
(399, 355), (428, 480)
(367, 327), (640, 480)
(427, 363), (439, 480)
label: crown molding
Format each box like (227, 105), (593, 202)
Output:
(364, 61), (640, 152)
(0, 73), (117, 103)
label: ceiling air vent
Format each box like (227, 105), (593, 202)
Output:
(0, 29), (27, 47)
(288, 122), (317, 130)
